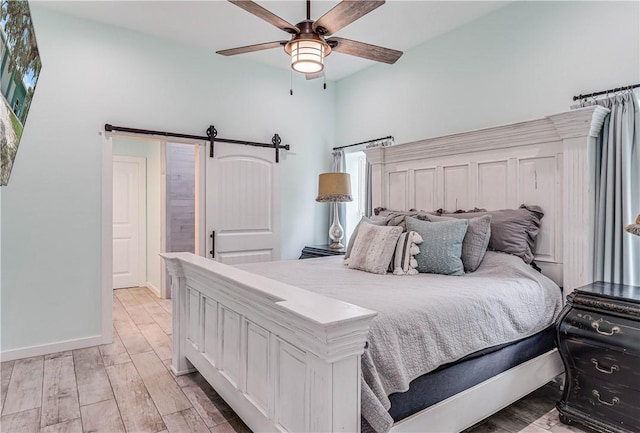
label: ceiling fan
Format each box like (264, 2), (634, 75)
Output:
(217, 0), (403, 78)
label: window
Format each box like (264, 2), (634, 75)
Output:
(344, 150), (367, 241)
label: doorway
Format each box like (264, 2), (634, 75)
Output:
(101, 128), (281, 344)
(111, 137), (201, 298)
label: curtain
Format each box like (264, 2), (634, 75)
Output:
(363, 137), (393, 217)
(583, 92), (640, 285)
(331, 150), (347, 242)
(365, 162), (373, 217)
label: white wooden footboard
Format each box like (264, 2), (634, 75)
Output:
(161, 252), (376, 433)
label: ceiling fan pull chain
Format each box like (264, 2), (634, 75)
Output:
(290, 69), (294, 96)
(324, 75), (327, 90)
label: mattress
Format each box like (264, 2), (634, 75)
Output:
(237, 251), (563, 433)
(387, 325), (556, 422)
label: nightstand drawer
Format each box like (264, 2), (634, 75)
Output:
(563, 339), (640, 388)
(560, 308), (640, 354)
(569, 375), (640, 431)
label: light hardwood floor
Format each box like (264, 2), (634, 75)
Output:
(1, 287), (248, 433)
(1, 287), (592, 433)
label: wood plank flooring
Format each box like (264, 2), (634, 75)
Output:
(1, 287), (247, 433)
(1, 287), (592, 433)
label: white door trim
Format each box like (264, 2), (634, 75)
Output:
(159, 142), (168, 298)
(101, 132), (113, 344)
(195, 141), (207, 258)
(112, 155), (147, 289)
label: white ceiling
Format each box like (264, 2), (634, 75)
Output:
(39, 0), (509, 81)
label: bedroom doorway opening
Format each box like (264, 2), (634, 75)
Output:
(111, 136), (204, 299)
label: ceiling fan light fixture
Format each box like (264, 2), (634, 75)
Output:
(290, 39), (326, 74)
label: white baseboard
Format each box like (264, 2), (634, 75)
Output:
(146, 281), (161, 298)
(0, 335), (103, 362)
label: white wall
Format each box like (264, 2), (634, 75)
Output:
(112, 138), (163, 293)
(335, 1), (640, 146)
(0, 7), (333, 354)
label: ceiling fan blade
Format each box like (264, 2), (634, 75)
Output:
(228, 0), (299, 34)
(305, 71), (325, 80)
(328, 37), (402, 64)
(313, 0), (385, 36)
(217, 41), (287, 56)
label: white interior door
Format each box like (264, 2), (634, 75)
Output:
(206, 142), (280, 264)
(113, 156), (146, 289)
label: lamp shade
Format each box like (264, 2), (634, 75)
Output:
(316, 173), (352, 202)
(625, 214), (640, 236)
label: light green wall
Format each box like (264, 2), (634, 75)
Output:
(0, 6), (333, 353)
(335, 1), (640, 146)
(112, 138), (163, 292)
(2, 1), (638, 355)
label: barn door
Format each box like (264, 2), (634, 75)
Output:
(205, 142), (280, 264)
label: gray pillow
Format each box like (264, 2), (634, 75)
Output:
(405, 217), (468, 276)
(434, 204), (543, 264)
(345, 216), (387, 259)
(346, 223), (403, 275)
(425, 214), (492, 272)
(374, 208), (430, 231)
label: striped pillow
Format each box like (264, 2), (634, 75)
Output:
(392, 231), (423, 275)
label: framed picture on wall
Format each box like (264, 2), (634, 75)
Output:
(0, 0), (41, 186)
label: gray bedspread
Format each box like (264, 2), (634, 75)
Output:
(237, 252), (563, 433)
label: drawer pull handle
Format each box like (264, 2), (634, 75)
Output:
(591, 322), (620, 336)
(591, 359), (618, 374)
(592, 390), (620, 407)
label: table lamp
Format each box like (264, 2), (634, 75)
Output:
(316, 173), (352, 249)
(625, 213), (640, 236)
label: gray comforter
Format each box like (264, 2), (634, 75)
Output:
(237, 252), (563, 433)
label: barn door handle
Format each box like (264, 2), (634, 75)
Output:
(209, 231), (215, 258)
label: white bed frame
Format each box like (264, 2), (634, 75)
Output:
(162, 105), (609, 433)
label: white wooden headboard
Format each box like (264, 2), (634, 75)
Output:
(365, 106), (609, 290)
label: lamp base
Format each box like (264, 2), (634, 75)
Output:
(328, 202), (345, 250)
(329, 241), (344, 250)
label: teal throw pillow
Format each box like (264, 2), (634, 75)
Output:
(405, 217), (468, 276)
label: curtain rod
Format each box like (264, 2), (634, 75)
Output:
(333, 135), (394, 151)
(572, 83), (639, 101)
(104, 124), (290, 162)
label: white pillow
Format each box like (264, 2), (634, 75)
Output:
(346, 223), (403, 275)
(344, 216), (387, 259)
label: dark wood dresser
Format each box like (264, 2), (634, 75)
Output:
(556, 281), (640, 433)
(299, 244), (345, 259)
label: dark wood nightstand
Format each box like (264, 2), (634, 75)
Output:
(555, 281), (640, 433)
(299, 244), (345, 259)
